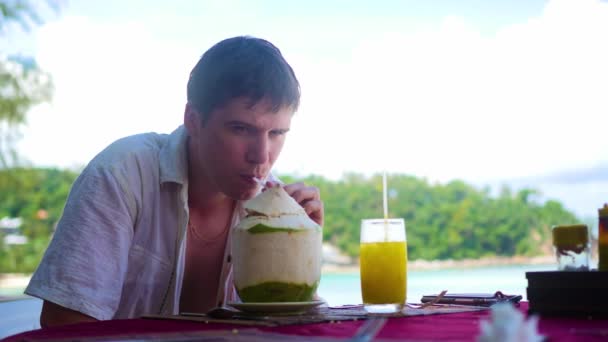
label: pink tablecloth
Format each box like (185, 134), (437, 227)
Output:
(4, 303), (607, 341)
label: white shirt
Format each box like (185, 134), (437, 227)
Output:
(25, 125), (256, 320)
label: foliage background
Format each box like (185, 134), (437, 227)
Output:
(0, 169), (581, 272)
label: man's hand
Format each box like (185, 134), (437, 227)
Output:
(279, 182), (324, 226)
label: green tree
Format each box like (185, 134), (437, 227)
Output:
(1, 0), (59, 167)
(0, 167), (78, 272)
(281, 173), (580, 262)
(0, 168), (583, 273)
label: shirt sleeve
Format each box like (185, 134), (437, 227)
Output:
(25, 163), (137, 320)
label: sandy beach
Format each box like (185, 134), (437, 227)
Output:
(322, 254), (560, 273)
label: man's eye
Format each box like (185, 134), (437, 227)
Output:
(270, 130), (287, 137)
(231, 125), (249, 134)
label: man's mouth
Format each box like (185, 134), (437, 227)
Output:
(240, 174), (265, 186)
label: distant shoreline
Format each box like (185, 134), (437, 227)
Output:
(322, 255), (563, 273)
(0, 273), (30, 290)
(0, 255), (578, 289)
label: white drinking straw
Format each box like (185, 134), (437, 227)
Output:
(383, 171), (389, 241)
(383, 171), (388, 221)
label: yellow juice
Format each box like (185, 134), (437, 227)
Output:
(360, 241), (407, 304)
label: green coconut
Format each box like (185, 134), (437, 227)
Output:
(232, 186), (323, 302)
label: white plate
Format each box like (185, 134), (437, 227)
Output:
(227, 300), (325, 314)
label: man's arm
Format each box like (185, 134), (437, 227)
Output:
(26, 163), (137, 323)
(40, 300), (98, 328)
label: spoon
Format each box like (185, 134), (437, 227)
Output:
(181, 307), (239, 319)
(205, 307), (272, 321)
(181, 307), (276, 326)
(206, 306), (240, 319)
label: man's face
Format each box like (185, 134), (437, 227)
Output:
(187, 97), (293, 200)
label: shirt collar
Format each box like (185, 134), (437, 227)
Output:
(159, 125), (189, 185)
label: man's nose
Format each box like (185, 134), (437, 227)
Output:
(246, 136), (270, 165)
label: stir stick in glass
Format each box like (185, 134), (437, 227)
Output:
(383, 171), (389, 241)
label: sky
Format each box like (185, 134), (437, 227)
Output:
(4, 0), (608, 219)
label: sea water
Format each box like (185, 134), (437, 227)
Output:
(318, 263), (554, 307)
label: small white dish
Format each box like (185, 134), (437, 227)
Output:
(227, 300), (325, 314)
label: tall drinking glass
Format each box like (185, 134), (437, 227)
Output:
(360, 218), (407, 313)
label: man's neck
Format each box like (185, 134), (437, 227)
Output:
(187, 146), (232, 211)
(187, 172), (231, 211)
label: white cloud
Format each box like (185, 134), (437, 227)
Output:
(18, 16), (197, 168)
(277, 0), (608, 183)
(17, 0), (608, 189)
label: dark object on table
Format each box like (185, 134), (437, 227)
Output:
(420, 291), (522, 307)
(526, 270), (608, 317)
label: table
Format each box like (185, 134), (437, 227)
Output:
(4, 303), (607, 341)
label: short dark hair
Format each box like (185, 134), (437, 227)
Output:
(187, 36), (300, 122)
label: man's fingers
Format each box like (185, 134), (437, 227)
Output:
(302, 200), (324, 226)
(284, 183), (320, 203)
(281, 182), (324, 226)
(262, 180), (281, 191)
(303, 199), (323, 215)
(265, 180), (280, 188)
(282, 182), (304, 194)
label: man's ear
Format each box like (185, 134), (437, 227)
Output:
(184, 103), (202, 135)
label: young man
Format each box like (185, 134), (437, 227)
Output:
(25, 36), (323, 327)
